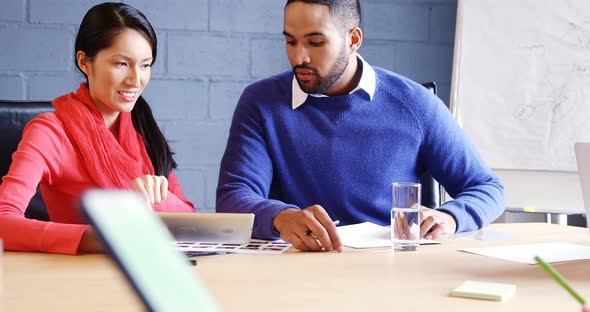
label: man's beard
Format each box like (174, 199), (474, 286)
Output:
(293, 46), (349, 94)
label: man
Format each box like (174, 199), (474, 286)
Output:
(217, 0), (504, 252)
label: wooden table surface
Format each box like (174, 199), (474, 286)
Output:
(2, 223), (589, 311)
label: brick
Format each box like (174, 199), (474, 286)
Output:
(28, 73), (82, 100)
(251, 39), (291, 78)
(174, 169), (205, 211)
(363, 3), (429, 41)
(204, 166), (220, 210)
(30, 0), (101, 25)
(125, 0), (208, 31)
(431, 5), (457, 43)
(168, 33), (250, 77)
(211, 0), (284, 33)
(395, 43), (453, 84)
(142, 79), (208, 121)
(210, 81), (251, 121)
(0, 0), (25, 22)
(163, 121), (231, 167)
(358, 43), (396, 72)
(0, 76), (25, 100)
(0, 28), (71, 71)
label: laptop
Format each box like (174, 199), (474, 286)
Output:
(158, 212), (254, 243)
(575, 142), (590, 236)
(80, 190), (219, 312)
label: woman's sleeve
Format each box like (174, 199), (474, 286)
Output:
(0, 115), (87, 254)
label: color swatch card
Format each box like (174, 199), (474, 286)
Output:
(450, 280), (516, 301)
(175, 239), (291, 254)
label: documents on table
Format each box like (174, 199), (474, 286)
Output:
(175, 239), (291, 255)
(460, 242), (590, 264)
(336, 222), (440, 249)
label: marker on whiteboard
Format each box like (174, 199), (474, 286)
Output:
(523, 207), (536, 213)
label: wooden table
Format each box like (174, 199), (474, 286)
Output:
(3, 223), (590, 311)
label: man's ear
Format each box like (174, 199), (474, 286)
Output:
(348, 27), (363, 53)
(76, 51), (90, 76)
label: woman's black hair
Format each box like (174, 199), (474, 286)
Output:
(75, 2), (177, 177)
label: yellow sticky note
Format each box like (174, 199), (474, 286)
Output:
(450, 281), (516, 301)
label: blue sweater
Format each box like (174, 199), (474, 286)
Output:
(217, 67), (505, 239)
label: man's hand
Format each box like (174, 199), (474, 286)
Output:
(131, 175), (169, 206)
(393, 209), (415, 240)
(419, 206), (457, 240)
(272, 205), (342, 252)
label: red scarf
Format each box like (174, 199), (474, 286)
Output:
(53, 83), (154, 188)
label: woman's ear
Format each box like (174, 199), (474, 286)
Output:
(76, 51), (90, 76)
(348, 27), (363, 53)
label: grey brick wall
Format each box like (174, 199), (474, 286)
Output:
(0, 0), (457, 212)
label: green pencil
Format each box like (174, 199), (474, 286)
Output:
(534, 255), (587, 305)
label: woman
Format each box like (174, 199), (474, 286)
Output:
(0, 2), (194, 254)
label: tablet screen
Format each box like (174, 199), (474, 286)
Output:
(81, 190), (218, 312)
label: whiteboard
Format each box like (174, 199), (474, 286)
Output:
(450, 0), (590, 213)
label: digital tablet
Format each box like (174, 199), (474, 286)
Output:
(80, 190), (219, 312)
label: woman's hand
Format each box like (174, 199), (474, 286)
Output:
(131, 175), (168, 205)
(78, 226), (103, 253)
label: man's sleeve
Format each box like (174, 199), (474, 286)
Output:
(417, 89), (505, 232)
(216, 87), (299, 239)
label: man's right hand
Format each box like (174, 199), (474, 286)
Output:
(272, 205), (343, 252)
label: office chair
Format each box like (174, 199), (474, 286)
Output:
(419, 82), (443, 208)
(0, 100), (54, 221)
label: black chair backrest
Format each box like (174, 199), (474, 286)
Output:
(419, 82), (442, 208)
(0, 101), (54, 221)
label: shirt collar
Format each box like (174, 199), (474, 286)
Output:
(291, 54), (376, 109)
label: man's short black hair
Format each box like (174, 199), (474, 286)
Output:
(285, 0), (361, 30)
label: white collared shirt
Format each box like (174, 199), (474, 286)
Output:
(291, 54), (376, 109)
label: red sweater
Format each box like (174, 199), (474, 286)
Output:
(0, 113), (194, 254)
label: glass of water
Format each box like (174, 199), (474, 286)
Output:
(391, 182), (421, 251)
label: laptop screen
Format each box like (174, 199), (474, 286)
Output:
(81, 190), (219, 312)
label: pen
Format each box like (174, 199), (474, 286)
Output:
(534, 255), (587, 305)
(304, 220), (340, 236)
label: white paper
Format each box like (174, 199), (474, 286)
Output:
(337, 222), (440, 249)
(460, 242), (590, 264)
